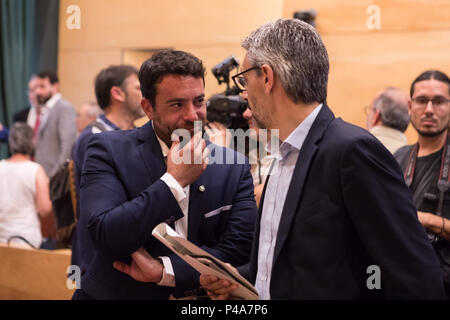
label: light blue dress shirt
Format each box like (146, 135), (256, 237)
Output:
(255, 104), (322, 300)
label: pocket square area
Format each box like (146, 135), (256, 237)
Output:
(204, 205), (233, 218)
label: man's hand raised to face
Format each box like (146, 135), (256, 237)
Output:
(167, 130), (209, 187)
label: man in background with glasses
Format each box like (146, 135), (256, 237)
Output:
(394, 70), (450, 298)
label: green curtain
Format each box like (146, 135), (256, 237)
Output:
(0, 0), (59, 159)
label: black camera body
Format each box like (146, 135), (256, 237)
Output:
(207, 56), (249, 131)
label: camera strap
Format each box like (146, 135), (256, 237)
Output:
(404, 134), (450, 217)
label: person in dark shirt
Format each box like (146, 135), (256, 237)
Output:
(394, 70), (450, 298)
(71, 65), (144, 275)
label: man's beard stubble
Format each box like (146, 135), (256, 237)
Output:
(412, 120), (449, 138)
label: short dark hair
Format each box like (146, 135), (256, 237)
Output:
(8, 122), (34, 156)
(94, 65), (138, 109)
(37, 70), (59, 84)
(139, 50), (205, 107)
(410, 70), (450, 97)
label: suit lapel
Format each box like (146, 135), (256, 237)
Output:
(272, 104), (335, 265)
(137, 122), (166, 183)
(187, 175), (207, 244)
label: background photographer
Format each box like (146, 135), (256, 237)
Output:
(394, 70), (450, 298)
(205, 57), (272, 196)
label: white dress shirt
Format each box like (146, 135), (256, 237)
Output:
(153, 122), (190, 286)
(255, 104), (322, 300)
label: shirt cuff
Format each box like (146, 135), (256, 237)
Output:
(160, 172), (187, 203)
(157, 256), (175, 287)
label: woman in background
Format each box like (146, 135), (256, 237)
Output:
(0, 123), (52, 248)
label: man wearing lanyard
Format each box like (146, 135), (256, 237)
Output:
(394, 70), (450, 298)
(200, 18), (444, 299)
(71, 65), (144, 276)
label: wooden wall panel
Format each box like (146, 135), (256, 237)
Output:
(283, 0), (450, 35)
(58, 0), (283, 109)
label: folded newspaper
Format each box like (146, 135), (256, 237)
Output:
(152, 222), (259, 300)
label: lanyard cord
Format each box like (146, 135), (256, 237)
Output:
(404, 135), (450, 218)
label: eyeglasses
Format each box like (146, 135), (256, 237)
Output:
(231, 66), (260, 93)
(411, 96), (450, 110)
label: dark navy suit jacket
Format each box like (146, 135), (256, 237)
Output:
(79, 122), (256, 299)
(240, 104), (445, 299)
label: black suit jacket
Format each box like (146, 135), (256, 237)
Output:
(79, 122), (257, 299)
(242, 104), (444, 299)
(13, 107), (30, 123)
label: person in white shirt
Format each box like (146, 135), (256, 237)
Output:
(0, 123), (52, 248)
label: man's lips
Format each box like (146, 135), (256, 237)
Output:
(421, 118), (437, 126)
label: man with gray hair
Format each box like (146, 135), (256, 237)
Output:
(75, 101), (103, 134)
(366, 87), (410, 153)
(200, 18), (444, 299)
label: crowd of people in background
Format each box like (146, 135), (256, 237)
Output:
(0, 18), (449, 300)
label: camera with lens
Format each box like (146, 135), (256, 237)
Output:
(207, 56), (249, 131)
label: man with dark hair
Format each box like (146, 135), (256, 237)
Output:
(71, 64), (143, 275)
(201, 19), (444, 299)
(366, 87), (410, 154)
(32, 70), (77, 178)
(394, 70), (450, 298)
(13, 76), (40, 137)
(72, 50), (256, 299)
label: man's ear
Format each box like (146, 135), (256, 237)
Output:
(110, 86), (125, 103)
(260, 64), (274, 94)
(408, 99), (412, 116)
(141, 98), (153, 120)
(52, 83), (60, 94)
(372, 109), (382, 126)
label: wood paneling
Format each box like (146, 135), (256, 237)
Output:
(58, 0), (283, 109)
(0, 244), (73, 299)
(283, 0), (450, 35)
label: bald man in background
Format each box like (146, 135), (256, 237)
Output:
(366, 87), (410, 154)
(75, 102), (103, 134)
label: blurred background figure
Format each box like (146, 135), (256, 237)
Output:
(13, 76), (39, 127)
(0, 123), (53, 248)
(365, 87), (410, 154)
(0, 123), (8, 143)
(75, 101), (103, 134)
(33, 71), (77, 178)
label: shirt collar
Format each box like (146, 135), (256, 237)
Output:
(45, 93), (62, 109)
(99, 114), (120, 131)
(278, 103), (323, 158)
(152, 121), (170, 157)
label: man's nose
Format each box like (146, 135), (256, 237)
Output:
(424, 100), (435, 114)
(243, 107), (252, 120)
(184, 102), (199, 121)
(241, 90), (248, 100)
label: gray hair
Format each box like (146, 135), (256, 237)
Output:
(242, 18), (329, 104)
(373, 89), (410, 132)
(8, 122), (34, 156)
(85, 101), (103, 118)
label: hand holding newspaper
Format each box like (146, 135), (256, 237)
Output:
(152, 222), (259, 300)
